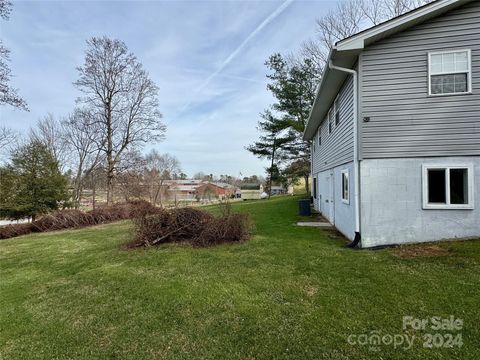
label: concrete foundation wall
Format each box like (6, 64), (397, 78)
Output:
(360, 157), (480, 248)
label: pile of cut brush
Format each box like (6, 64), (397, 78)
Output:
(128, 205), (251, 248)
(0, 201), (158, 240)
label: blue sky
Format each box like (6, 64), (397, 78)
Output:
(1, 0), (336, 177)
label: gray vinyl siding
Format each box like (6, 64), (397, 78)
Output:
(360, 1), (480, 159)
(311, 75), (354, 174)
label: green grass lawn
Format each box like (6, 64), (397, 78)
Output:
(1, 196), (479, 359)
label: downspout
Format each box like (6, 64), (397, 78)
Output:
(328, 60), (361, 248)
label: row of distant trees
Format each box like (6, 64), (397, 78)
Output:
(247, 0), (434, 193)
(1, 115), (181, 219)
(1, 121), (267, 220)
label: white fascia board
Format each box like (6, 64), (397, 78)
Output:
(337, 38), (365, 51)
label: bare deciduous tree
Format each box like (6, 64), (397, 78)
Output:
(193, 172), (206, 180)
(62, 108), (104, 208)
(361, 0), (387, 25)
(298, 40), (325, 80)
(30, 113), (69, 171)
(83, 166), (106, 210)
(306, 0), (364, 69)
(144, 150), (180, 207)
(362, 0), (433, 23)
(0, 125), (16, 151)
(0, 0), (27, 110)
(115, 149), (147, 202)
(74, 36), (166, 205)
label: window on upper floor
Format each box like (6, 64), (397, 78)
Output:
(318, 134), (321, 146)
(428, 49), (471, 96)
(422, 165), (474, 209)
(328, 108), (334, 134)
(334, 96), (340, 126)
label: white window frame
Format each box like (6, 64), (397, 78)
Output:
(428, 49), (472, 96)
(328, 108), (334, 134)
(422, 164), (474, 210)
(341, 169), (349, 204)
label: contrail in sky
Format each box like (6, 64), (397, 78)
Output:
(177, 0), (295, 115)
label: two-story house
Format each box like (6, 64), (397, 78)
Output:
(304, 0), (480, 248)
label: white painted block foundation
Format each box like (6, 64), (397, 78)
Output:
(360, 157), (480, 248)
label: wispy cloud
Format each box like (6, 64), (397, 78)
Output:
(1, 0), (332, 177)
(177, 0), (295, 115)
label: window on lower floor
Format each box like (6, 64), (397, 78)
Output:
(341, 169), (349, 204)
(422, 165), (474, 209)
(313, 177), (317, 199)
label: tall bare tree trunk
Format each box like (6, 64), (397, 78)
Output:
(106, 171), (114, 205)
(74, 37), (165, 207)
(73, 160), (84, 209)
(92, 172), (96, 210)
(158, 180), (164, 208)
(106, 105), (114, 205)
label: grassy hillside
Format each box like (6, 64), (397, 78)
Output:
(1, 196), (479, 359)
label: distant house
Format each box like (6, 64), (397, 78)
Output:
(162, 180), (201, 201)
(270, 186), (286, 195)
(240, 183), (264, 200)
(304, 0), (480, 247)
(195, 182), (235, 200)
(211, 182), (237, 197)
(162, 179), (238, 202)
